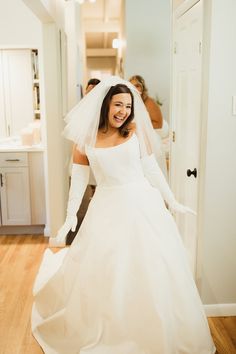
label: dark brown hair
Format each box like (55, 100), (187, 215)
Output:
(86, 78), (101, 87)
(99, 84), (134, 137)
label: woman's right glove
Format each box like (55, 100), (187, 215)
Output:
(141, 154), (196, 215)
(50, 163), (90, 247)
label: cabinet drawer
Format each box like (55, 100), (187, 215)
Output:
(0, 152), (28, 167)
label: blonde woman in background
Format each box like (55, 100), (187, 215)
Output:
(129, 75), (169, 177)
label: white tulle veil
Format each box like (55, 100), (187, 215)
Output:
(63, 76), (161, 158)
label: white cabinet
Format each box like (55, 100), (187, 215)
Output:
(0, 153), (31, 225)
(0, 49), (35, 138)
(0, 151), (45, 226)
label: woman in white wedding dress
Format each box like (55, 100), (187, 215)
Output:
(32, 77), (215, 354)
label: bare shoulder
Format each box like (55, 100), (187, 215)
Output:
(128, 121), (136, 133)
(145, 96), (158, 109)
(72, 145), (89, 165)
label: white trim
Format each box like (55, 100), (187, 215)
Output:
(204, 303), (236, 317)
(174, 0), (200, 18)
(43, 224), (50, 237)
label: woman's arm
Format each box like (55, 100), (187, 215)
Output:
(52, 146), (90, 246)
(72, 145), (90, 165)
(145, 97), (163, 129)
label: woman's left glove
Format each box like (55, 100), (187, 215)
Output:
(168, 200), (196, 215)
(141, 154), (196, 215)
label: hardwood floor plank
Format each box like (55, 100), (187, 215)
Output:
(208, 317), (236, 354)
(222, 316), (236, 348)
(0, 235), (47, 354)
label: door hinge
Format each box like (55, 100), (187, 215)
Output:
(172, 131), (176, 142)
(199, 41), (202, 54)
(174, 42), (177, 54)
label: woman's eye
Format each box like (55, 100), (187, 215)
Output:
(114, 103), (131, 109)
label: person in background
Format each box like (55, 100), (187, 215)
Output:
(85, 78), (101, 95)
(129, 75), (163, 129)
(129, 74), (169, 176)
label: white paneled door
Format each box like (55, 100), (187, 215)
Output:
(171, 0), (203, 276)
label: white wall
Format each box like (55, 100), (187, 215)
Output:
(199, 0), (236, 305)
(41, 23), (69, 237)
(64, 1), (83, 107)
(39, 0), (65, 29)
(87, 57), (116, 76)
(0, 0), (41, 47)
(124, 0), (171, 122)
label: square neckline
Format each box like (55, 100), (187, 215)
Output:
(93, 132), (136, 150)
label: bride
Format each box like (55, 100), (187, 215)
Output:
(32, 76), (215, 354)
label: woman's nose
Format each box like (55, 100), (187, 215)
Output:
(119, 106), (126, 114)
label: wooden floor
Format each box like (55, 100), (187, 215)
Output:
(0, 235), (235, 354)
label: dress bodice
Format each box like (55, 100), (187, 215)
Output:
(86, 134), (146, 187)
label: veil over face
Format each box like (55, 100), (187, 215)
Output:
(63, 76), (161, 158)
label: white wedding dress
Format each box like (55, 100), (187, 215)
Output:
(32, 134), (215, 354)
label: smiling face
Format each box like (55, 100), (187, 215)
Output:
(107, 93), (132, 129)
(99, 84), (134, 136)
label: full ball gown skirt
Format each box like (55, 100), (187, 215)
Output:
(32, 134), (215, 354)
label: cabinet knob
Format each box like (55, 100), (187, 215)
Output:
(0, 173), (3, 187)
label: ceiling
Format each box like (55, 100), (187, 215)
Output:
(81, 0), (123, 55)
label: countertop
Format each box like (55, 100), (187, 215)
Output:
(0, 137), (44, 152)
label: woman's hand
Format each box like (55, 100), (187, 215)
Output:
(169, 201), (196, 215)
(50, 216), (77, 247)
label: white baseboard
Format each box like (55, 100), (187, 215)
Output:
(43, 224), (50, 237)
(204, 303), (236, 317)
(0, 225), (45, 235)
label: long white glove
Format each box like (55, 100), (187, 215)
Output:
(51, 163), (90, 247)
(141, 154), (196, 215)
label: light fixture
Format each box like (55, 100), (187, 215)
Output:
(112, 39), (122, 49)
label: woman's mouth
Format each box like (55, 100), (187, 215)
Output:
(114, 115), (125, 123)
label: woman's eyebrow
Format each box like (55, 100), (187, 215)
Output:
(113, 100), (132, 105)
